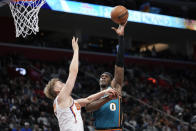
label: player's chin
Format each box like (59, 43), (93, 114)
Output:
(100, 83), (107, 88)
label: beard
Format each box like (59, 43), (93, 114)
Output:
(100, 82), (110, 90)
(99, 80), (111, 89)
(100, 84), (107, 89)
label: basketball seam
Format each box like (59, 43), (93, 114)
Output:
(118, 11), (128, 19)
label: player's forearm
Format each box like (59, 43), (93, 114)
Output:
(114, 65), (124, 86)
(86, 91), (106, 103)
(114, 36), (125, 86)
(69, 50), (79, 75)
(59, 50), (78, 98)
(85, 96), (111, 112)
(76, 91), (107, 107)
(115, 36), (125, 68)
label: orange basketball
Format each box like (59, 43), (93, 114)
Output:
(111, 5), (129, 25)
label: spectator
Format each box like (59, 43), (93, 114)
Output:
(20, 122), (32, 131)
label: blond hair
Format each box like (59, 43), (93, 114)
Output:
(44, 78), (59, 100)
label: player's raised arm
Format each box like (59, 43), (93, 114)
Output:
(57, 36), (79, 102)
(85, 23), (127, 112)
(111, 22), (127, 92)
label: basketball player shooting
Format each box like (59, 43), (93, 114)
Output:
(85, 22), (127, 131)
(44, 36), (118, 131)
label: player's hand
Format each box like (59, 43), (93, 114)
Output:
(104, 88), (118, 100)
(72, 36), (79, 51)
(111, 21), (127, 36)
(108, 93), (118, 100)
(110, 88), (122, 100)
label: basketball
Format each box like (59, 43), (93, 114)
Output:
(111, 5), (129, 25)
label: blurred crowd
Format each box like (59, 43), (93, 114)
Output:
(122, 64), (196, 131)
(15, 35), (194, 62)
(0, 54), (196, 131)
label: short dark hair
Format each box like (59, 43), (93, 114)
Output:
(101, 72), (113, 80)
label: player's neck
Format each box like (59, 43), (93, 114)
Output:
(100, 85), (109, 91)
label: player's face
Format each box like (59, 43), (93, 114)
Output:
(54, 81), (63, 93)
(99, 73), (111, 87)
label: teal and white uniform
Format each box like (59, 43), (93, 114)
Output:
(93, 87), (122, 130)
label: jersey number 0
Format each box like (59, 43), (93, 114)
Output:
(110, 103), (116, 111)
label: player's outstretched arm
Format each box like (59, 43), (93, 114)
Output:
(85, 96), (111, 112)
(111, 22), (127, 93)
(77, 88), (118, 108)
(58, 36), (79, 102)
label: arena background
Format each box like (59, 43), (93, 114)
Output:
(0, 0), (196, 130)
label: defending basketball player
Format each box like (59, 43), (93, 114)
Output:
(85, 22), (127, 131)
(44, 36), (118, 131)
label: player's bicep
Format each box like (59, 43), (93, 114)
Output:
(111, 78), (117, 89)
(111, 80), (122, 95)
(58, 73), (77, 100)
(64, 73), (77, 94)
(114, 65), (124, 86)
(76, 98), (89, 107)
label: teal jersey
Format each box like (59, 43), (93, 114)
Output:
(93, 88), (122, 129)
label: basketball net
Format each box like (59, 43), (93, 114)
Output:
(9, 0), (46, 38)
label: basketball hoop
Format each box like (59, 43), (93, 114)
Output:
(9, 0), (45, 38)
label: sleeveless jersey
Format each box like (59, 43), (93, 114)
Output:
(53, 97), (84, 131)
(93, 87), (122, 130)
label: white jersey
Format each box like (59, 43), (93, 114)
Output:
(53, 97), (84, 131)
